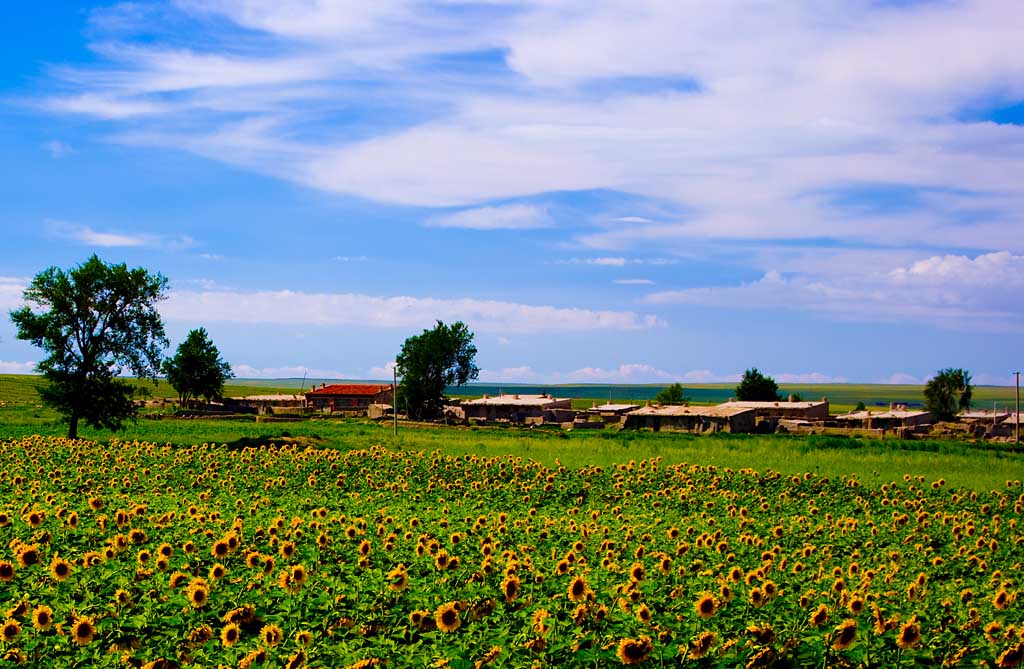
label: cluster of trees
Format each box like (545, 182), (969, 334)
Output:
(11, 256), (233, 438)
(10, 256), (981, 438)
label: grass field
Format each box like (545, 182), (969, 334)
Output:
(1, 374), (1022, 492)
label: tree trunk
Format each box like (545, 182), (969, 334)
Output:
(68, 411), (79, 440)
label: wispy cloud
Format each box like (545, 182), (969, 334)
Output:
(42, 140), (73, 157)
(644, 251), (1024, 332)
(476, 365), (846, 384)
(161, 288), (664, 333)
(562, 257), (677, 267)
(613, 279), (654, 285)
(48, 220), (196, 250)
(34, 0), (1024, 255)
(426, 204), (552, 230)
(232, 364), (353, 380)
(332, 255), (368, 262)
(0, 361), (37, 375)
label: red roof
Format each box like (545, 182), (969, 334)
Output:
(305, 384), (391, 397)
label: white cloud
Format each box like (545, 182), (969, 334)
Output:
(232, 364), (353, 379)
(198, 253), (224, 261)
(48, 220), (195, 250)
(367, 361), (397, 378)
(0, 361), (38, 375)
(31, 0), (1024, 261)
(426, 204), (552, 231)
(43, 140), (73, 157)
(496, 336), (510, 345)
(0, 277), (28, 311)
(565, 364), (674, 383)
(562, 257), (677, 267)
(332, 255), (368, 262)
(774, 372), (849, 384)
(644, 251), (1024, 332)
(881, 373), (922, 385)
(614, 279), (654, 285)
(161, 288), (664, 333)
(680, 369), (742, 383)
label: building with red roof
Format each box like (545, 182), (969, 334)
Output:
(304, 383), (394, 413)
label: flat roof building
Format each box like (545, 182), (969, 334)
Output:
(622, 404), (756, 434)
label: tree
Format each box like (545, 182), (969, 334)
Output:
(10, 255), (168, 438)
(734, 368), (781, 402)
(654, 382), (686, 405)
(924, 368), (973, 421)
(162, 328), (234, 406)
(396, 320), (479, 420)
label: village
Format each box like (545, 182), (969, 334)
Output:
(172, 382), (1022, 442)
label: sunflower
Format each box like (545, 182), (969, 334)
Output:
(114, 588), (133, 607)
(749, 587), (765, 608)
(689, 631), (716, 659)
(532, 609), (550, 635)
(291, 564), (308, 587)
(831, 619), (857, 650)
(16, 545), (39, 568)
(70, 616), (96, 646)
(568, 575), (591, 602)
(694, 593), (717, 619)
(387, 564), (408, 592)
(295, 630), (313, 647)
(208, 563), (227, 581)
(434, 550), (450, 571)
(0, 561), (14, 582)
(635, 603), (652, 624)
(896, 620), (921, 649)
(31, 605), (53, 632)
(436, 602), (461, 633)
(502, 574), (521, 602)
(1, 619), (20, 643)
(997, 643), (1024, 668)
(616, 636), (652, 665)
(995, 590), (1011, 610)
(261, 623), (284, 647)
(186, 578), (210, 608)
(209, 539), (229, 560)
(221, 623), (241, 647)
(848, 597), (865, 615)
(169, 571), (190, 589)
(809, 604), (829, 627)
(629, 562), (646, 582)
(986, 621), (1005, 644)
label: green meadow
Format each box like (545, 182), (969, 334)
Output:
(2, 374), (1022, 492)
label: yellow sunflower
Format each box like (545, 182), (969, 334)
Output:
(436, 602), (461, 633)
(616, 636), (652, 665)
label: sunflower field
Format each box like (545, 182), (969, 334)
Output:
(1, 435), (1023, 668)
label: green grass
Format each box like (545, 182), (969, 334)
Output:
(2, 373), (1022, 492)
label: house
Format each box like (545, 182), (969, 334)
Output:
(223, 394), (306, 415)
(721, 398), (830, 420)
(621, 404), (756, 434)
(835, 408), (933, 430)
(586, 402), (641, 423)
(460, 393), (573, 423)
(305, 384), (394, 413)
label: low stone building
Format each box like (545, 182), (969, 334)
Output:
(460, 393), (573, 424)
(721, 399), (830, 420)
(223, 394), (306, 415)
(305, 384), (394, 413)
(586, 402), (641, 423)
(835, 408), (933, 430)
(621, 404), (756, 434)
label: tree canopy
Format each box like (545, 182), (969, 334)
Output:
(924, 368), (973, 421)
(10, 255), (168, 438)
(654, 382), (686, 405)
(163, 327), (233, 406)
(396, 320), (479, 420)
(734, 368), (782, 402)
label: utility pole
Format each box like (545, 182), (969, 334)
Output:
(393, 364), (399, 437)
(1015, 371), (1020, 445)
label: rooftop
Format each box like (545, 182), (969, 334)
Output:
(462, 393), (569, 407)
(306, 384), (391, 396)
(590, 403), (641, 412)
(630, 404), (755, 418)
(836, 409), (931, 420)
(725, 400), (828, 410)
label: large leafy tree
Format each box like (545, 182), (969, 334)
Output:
(924, 368), (973, 421)
(163, 327), (234, 406)
(10, 255), (168, 438)
(655, 382), (686, 405)
(734, 367), (782, 402)
(396, 320), (479, 420)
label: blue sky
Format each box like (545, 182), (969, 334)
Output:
(1, 1), (1023, 386)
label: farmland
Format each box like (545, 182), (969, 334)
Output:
(2, 434), (1024, 667)
(3, 374), (1024, 667)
